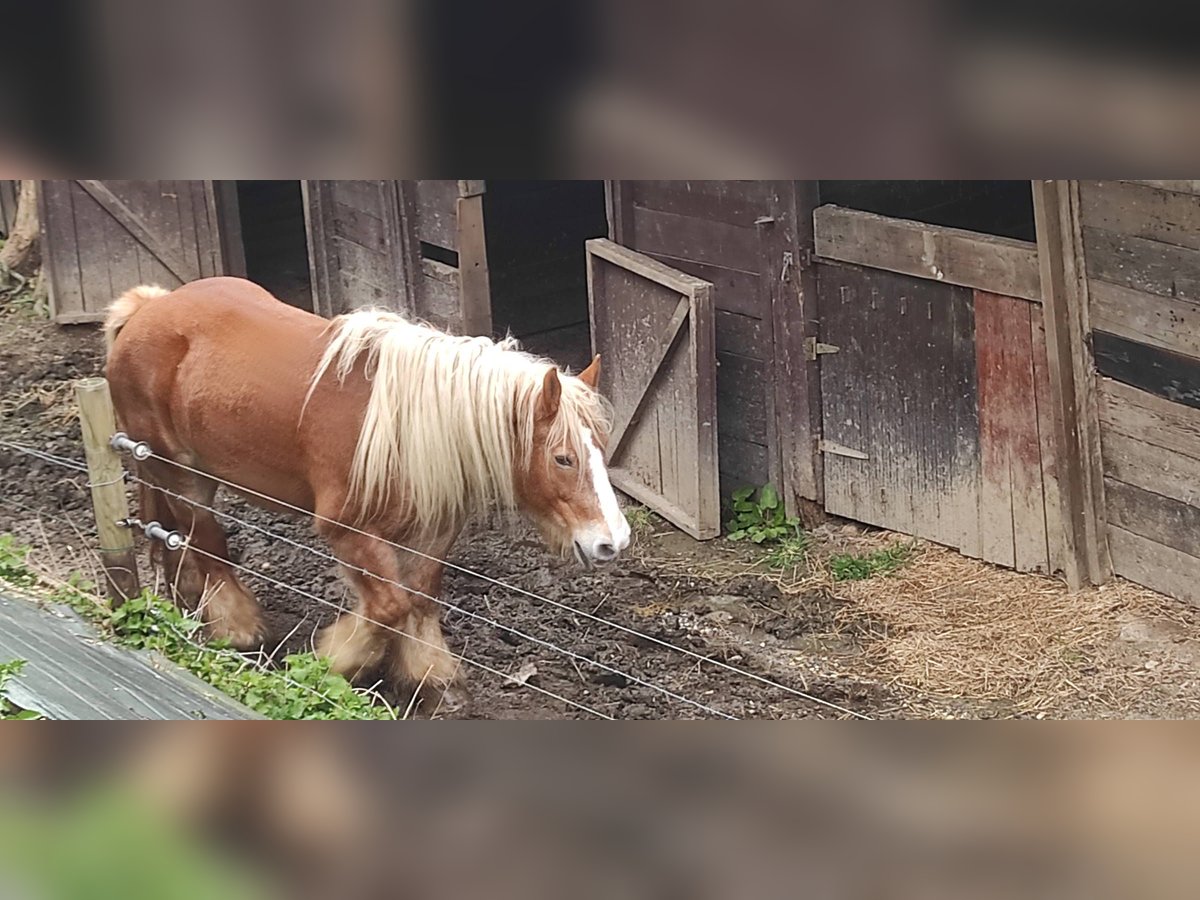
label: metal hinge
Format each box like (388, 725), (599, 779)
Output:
(804, 337), (840, 361)
(819, 440), (868, 460)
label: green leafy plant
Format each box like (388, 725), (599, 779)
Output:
(726, 484), (802, 544)
(0, 658), (41, 720)
(624, 504), (655, 533)
(0, 534), (36, 587)
(829, 542), (914, 581)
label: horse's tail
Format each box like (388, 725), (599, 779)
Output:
(104, 284), (170, 352)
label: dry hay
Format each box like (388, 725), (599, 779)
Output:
(832, 537), (1196, 717)
(0, 378), (78, 427)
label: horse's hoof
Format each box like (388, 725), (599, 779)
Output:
(429, 684), (472, 718)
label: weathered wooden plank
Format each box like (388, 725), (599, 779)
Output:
(77, 180), (195, 282)
(818, 262), (979, 550)
(332, 200), (387, 252)
(1098, 377), (1200, 460)
(638, 255), (764, 317)
(332, 235), (395, 292)
(630, 206), (762, 274)
(1082, 225), (1200, 302)
(775, 181), (823, 510)
(1128, 180), (1200, 197)
(608, 296), (690, 457)
(587, 238), (719, 539)
(718, 433), (770, 493)
(1082, 180), (1200, 252)
(1089, 280), (1200, 361)
(1101, 428), (1200, 508)
(628, 180), (774, 228)
(1108, 526), (1200, 606)
(0, 179), (18, 235)
(1031, 306), (1066, 576)
(1105, 477), (1200, 560)
(39, 181), (87, 319)
(455, 193), (491, 336)
(413, 180), (459, 251)
(814, 205), (1042, 302)
(975, 291), (1049, 572)
(1032, 180), (1110, 587)
(1093, 331), (1200, 410)
(418, 258), (462, 328)
(715, 309), (768, 360)
(715, 352), (768, 444)
(0, 591), (260, 720)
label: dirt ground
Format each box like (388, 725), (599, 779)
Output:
(3, 301), (1200, 719)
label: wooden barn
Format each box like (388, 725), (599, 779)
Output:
(31, 179), (1200, 606)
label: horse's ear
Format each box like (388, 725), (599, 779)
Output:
(578, 354), (601, 389)
(537, 367), (562, 421)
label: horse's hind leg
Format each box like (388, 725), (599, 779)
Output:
(155, 463), (266, 649)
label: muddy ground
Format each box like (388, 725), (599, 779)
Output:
(3, 301), (1199, 719)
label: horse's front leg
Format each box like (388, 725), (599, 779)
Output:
(315, 524), (465, 714)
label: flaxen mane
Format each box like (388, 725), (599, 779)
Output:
(307, 309), (612, 532)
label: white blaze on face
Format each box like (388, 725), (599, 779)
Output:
(581, 426), (631, 554)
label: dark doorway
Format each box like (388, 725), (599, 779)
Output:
(233, 180), (314, 310)
(482, 180), (609, 370)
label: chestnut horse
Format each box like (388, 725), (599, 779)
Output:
(104, 277), (630, 708)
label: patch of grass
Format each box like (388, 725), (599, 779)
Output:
(0, 534), (395, 720)
(0, 658), (41, 720)
(625, 504), (655, 533)
(0, 534), (37, 587)
(726, 484), (802, 544)
(762, 532), (813, 571)
(0, 266), (48, 319)
(829, 542), (914, 582)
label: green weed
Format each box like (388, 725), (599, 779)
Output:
(762, 533), (813, 571)
(0, 658), (41, 720)
(726, 484), (802, 544)
(829, 542), (914, 581)
(624, 504), (655, 533)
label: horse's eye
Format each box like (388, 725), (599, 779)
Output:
(554, 454), (574, 468)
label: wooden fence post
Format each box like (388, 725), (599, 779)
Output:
(75, 377), (140, 605)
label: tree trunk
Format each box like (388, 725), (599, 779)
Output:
(0, 180), (40, 277)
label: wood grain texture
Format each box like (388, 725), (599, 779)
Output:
(1032, 180), (1110, 587)
(1128, 180), (1200, 197)
(1108, 526), (1200, 607)
(1098, 377), (1200, 460)
(1105, 477), (1200, 560)
(1082, 225), (1200, 302)
(818, 262), (979, 552)
(1089, 280), (1200, 361)
(413, 180), (459, 251)
(1101, 429), (1200, 508)
(1082, 180), (1200, 252)
(975, 291), (1051, 572)
(304, 180), (415, 318)
(587, 238), (719, 539)
(41, 180), (225, 323)
(1093, 331), (1200, 410)
(813, 205), (1042, 302)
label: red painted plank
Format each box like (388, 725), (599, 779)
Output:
(975, 291), (1051, 572)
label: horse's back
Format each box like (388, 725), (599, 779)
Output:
(105, 277), (344, 503)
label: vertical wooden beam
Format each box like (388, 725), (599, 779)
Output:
(75, 378), (139, 606)
(456, 184), (493, 336)
(1031, 180), (1110, 587)
(774, 180), (824, 521)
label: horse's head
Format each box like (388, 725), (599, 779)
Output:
(517, 356), (631, 568)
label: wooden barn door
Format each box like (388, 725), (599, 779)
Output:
(812, 204), (1062, 574)
(303, 180), (491, 333)
(302, 180), (417, 318)
(605, 181), (818, 512)
(40, 180), (227, 323)
(586, 238), (720, 539)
